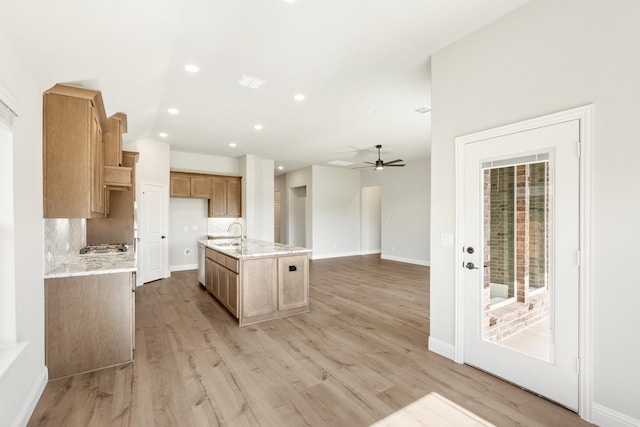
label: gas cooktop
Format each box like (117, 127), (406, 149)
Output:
(79, 244), (128, 254)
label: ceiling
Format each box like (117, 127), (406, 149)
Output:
(1, 0), (529, 174)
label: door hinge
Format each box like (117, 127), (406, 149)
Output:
(576, 357), (581, 374)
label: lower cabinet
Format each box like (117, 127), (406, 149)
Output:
(205, 248), (239, 318)
(204, 248), (309, 326)
(45, 271), (134, 379)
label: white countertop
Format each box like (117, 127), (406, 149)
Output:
(199, 238), (311, 259)
(45, 249), (137, 279)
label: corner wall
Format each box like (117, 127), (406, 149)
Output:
(430, 0), (640, 423)
(361, 158), (430, 265)
(0, 37), (48, 426)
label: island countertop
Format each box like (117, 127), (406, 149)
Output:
(44, 249), (137, 279)
(199, 238), (311, 260)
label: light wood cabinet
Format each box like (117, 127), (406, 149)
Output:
(242, 258), (278, 318)
(170, 172), (212, 198)
(205, 247), (239, 317)
(45, 272), (134, 379)
(209, 176), (242, 218)
(43, 84), (108, 218)
(87, 151), (139, 245)
(104, 114), (124, 167)
(278, 255), (309, 311)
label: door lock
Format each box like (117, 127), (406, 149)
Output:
(465, 262), (479, 270)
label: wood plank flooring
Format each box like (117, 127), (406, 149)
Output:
(28, 255), (593, 426)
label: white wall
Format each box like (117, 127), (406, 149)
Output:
(430, 1), (640, 424)
(360, 185), (382, 255)
(0, 38), (48, 426)
(311, 165), (361, 259)
(169, 198), (208, 271)
(274, 175), (287, 243)
(124, 138), (171, 282)
(239, 154), (274, 241)
(170, 150), (239, 175)
(361, 158), (431, 265)
(285, 167), (313, 249)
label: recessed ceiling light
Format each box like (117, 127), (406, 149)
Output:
(184, 63), (199, 73)
(278, 166), (284, 170)
(229, 142), (237, 148)
(158, 132), (168, 138)
(238, 75), (265, 90)
(254, 124), (263, 130)
(294, 93), (305, 102)
(168, 108), (179, 115)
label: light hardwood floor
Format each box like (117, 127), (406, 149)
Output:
(29, 255), (593, 426)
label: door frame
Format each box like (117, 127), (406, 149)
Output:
(453, 105), (593, 420)
(139, 181), (169, 285)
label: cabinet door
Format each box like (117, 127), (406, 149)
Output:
(190, 175), (211, 198)
(278, 255), (309, 311)
(90, 111), (105, 217)
(104, 116), (123, 167)
(170, 172), (190, 197)
(242, 258), (278, 317)
(217, 263), (229, 306)
(209, 178), (228, 217)
(226, 178), (242, 217)
(227, 271), (239, 317)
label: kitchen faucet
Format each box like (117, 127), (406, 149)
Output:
(227, 222), (244, 242)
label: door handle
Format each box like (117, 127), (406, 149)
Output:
(465, 262), (479, 270)
(161, 235), (166, 239)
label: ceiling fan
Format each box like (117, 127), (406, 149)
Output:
(354, 145), (405, 170)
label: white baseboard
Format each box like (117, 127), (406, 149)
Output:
(381, 254), (430, 267)
(170, 264), (198, 272)
(360, 249), (382, 255)
(428, 336), (455, 361)
(592, 403), (640, 427)
(13, 365), (48, 427)
(311, 251), (362, 260)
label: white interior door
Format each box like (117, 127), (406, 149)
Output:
(462, 119), (580, 410)
(141, 183), (167, 283)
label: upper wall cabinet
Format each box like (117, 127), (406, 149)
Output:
(170, 171), (242, 217)
(43, 84), (108, 218)
(103, 113), (132, 188)
(170, 172), (211, 198)
(210, 176), (242, 218)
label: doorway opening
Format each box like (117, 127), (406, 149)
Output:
(289, 186), (306, 247)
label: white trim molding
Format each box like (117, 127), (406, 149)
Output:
(453, 105), (594, 421)
(12, 365), (47, 427)
(381, 255), (429, 267)
(592, 403), (640, 427)
(170, 263), (198, 272)
(427, 336), (455, 360)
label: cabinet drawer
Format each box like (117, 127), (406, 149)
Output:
(225, 256), (239, 273)
(205, 247), (216, 260)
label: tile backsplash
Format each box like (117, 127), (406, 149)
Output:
(208, 217), (246, 238)
(44, 218), (86, 270)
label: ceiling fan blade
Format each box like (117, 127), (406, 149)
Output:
(363, 161), (376, 165)
(385, 164), (405, 167)
(384, 159), (404, 165)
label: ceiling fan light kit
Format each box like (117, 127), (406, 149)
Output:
(354, 144), (406, 170)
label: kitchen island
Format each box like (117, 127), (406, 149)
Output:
(44, 249), (136, 379)
(199, 238), (311, 326)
